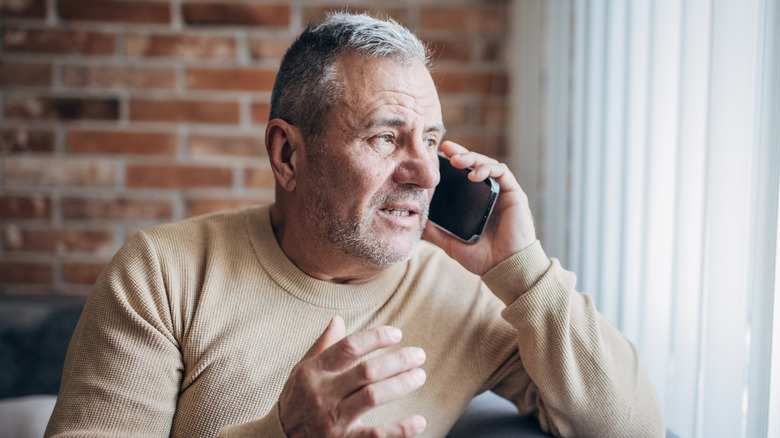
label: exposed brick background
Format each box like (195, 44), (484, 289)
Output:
(0, 0), (510, 296)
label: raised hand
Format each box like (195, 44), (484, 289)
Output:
(278, 316), (428, 437)
(423, 141), (537, 275)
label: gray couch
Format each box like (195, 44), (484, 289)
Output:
(0, 298), (675, 437)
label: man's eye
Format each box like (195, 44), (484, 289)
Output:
(368, 134), (397, 155)
(425, 138), (439, 148)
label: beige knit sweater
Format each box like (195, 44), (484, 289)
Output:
(45, 204), (664, 437)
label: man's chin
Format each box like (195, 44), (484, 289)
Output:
(332, 218), (425, 266)
(376, 231), (424, 264)
(355, 229), (423, 266)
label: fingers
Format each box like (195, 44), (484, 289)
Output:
(332, 346), (426, 399)
(440, 140), (519, 190)
(440, 140), (468, 156)
(279, 322), (428, 438)
(302, 315), (346, 361)
(318, 324), (404, 373)
(354, 415), (427, 438)
(422, 218), (459, 253)
(339, 366), (426, 422)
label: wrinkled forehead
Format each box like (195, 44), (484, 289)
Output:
(332, 52), (442, 119)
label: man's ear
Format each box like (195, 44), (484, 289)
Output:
(265, 119), (302, 191)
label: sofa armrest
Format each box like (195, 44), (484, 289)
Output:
(0, 394), (57, 438)
(447, 391), (551, 438)
(448, 391), (681, 438)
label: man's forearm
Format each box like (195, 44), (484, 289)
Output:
(482, 244), (666, 437)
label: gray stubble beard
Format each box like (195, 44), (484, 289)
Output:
(308, 185), (430, 266)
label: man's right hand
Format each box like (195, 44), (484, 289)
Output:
(278, 316), (428, 437)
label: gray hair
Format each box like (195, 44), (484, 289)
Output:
(269, 12), (431, 141)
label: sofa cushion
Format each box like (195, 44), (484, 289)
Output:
(0, 298), (84, 399)
(0, 394), (57, 438)
(447, 391), (551, 437)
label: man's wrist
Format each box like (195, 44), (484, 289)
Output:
(481, 240), (550, 306)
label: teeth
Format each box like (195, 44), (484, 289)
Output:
(384, 209), (411, 217)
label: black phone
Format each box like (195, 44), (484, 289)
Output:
(428, 153), (499, 243)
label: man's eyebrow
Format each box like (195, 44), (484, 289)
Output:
(366, 117), (408, 130)
(425, 124), (446, 137)
(365, 118), (446, 136)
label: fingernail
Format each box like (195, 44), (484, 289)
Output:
(414, 416), (427, 432)
(388, 327), (402, 342)
(412, 368), (426, 384)
(412, 347), (426, 363)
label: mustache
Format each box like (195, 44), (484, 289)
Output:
(372, 186), (430, 217)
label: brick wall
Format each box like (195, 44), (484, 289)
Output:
(0, 0), (510, 296)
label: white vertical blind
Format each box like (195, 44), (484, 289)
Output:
(511, 0), (780, 436)
(667, 1), (710, 433)
(746, 1), (780, 436)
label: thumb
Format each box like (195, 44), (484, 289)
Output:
(422, 221), (460, 258)
(302, 315), (346, 360)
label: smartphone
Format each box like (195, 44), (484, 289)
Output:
(428, 153), (499, 243)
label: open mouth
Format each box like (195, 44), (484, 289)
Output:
(381, 208), (413, 217)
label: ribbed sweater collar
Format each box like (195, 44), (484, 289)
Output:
(245, 204), (409, 310)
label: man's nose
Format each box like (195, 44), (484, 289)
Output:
(393, 139), (440, 189)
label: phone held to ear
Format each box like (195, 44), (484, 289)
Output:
(428, 153), (499, 244)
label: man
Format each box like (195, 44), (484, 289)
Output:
(46, 13), (665, 438)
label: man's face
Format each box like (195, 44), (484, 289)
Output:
(298, 53), (443, 266)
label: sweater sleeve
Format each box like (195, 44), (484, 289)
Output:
(479, 241), (666, 438)
(218, 403), (287, 438)
(44, 231), (289, 438)
(44, 231), (182, 437)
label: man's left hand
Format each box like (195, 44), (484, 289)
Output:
(423, 141), (537, 275)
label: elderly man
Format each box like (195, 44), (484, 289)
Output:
(46, 13), (665, 438)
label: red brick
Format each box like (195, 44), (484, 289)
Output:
(59, 0), (171, 24)
(0, 260), (53, 283)
(480, 100), (508, 128)
(0, 0), (46, 19)
(126, 165), (233, 189)
(248, 36), (293, 61)
(0, 194), (52, 219)
(125, 33), (237, 59)
(182, 2), (290, 27)
(185, 198), (261, 218)
(425, 39), (471, 62)
(5, 96), (119, 121)
(302, 7), (407, 28)
(0, 61), (52, 87)
(63, 65), (176, 90)
(445, 130), (506, 158)
(3, 227), (114, 253)
(67, 130), (176, 155)
(3, 157), (117, 187)
(440, 99), (470, 126)
(130, 99), (240, 124)
(251, 102), (271, 124)
(420, 7), (507, 33)
(186, 67), (276, 92)
(189, 134), (266, 157)
(244, 167), (275, 189)
(62, 197), (173, 220)
(0, 284), (90, 297)
(0, 127), (55, 154)
(479, 37), (506, 63)
(63, 260), (107, 284)
(3, 28), (115, 55)
(432, 70), (508, 94)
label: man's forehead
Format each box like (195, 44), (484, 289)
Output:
(336, 54), (436, 94)
(328, 53), (443, 128)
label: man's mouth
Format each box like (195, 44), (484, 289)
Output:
(381, 208), (412, 217)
